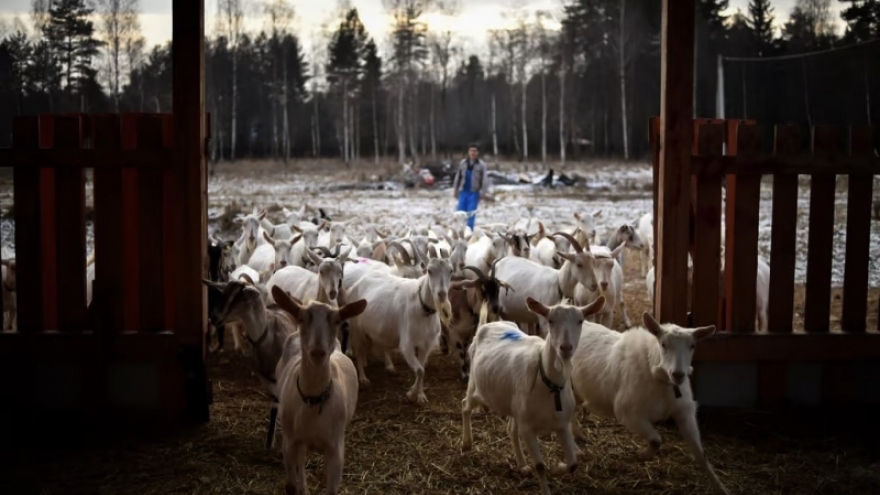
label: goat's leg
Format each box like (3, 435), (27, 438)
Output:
(294, 442), (309, 495)
(231, 322), (244, 352)
(551, 424), (580, 476)
(282, 436), (299, 495)
(508, 417), (528, 471)
(401, 343), (427, 405)
(620, 413), (663, 461)
(619, 297), (632, 328)
(674, 408), (730, 495)
(351, 330), (371, 387)
(520, 425), (552, 495)
(461, 376), (480, 451)
(324, 442), (345, 495)
(383, 351), (397, 374)
(450, 330), (469, 381)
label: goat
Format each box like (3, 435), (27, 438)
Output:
(495, 232), (599, 337)
(201, 277), (298, 449)
(573, 244), (630, 329)
(272, 287), (367, 495)
(504, 230), (532, 258)
(636, 212), (653, 276)
(263, 232), (305, 270)
(568, 312), (729, 495)
(234, 206), (269, 266)
(572, 210), (602, 247)
(603, 223), (643, 270)
(344, 257), (453, 405)
(246, 233), (278, 274)
(464, 231), (508, 279)
(461, 295), (607, 495)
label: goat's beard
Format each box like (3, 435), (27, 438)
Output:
(437, 300), (454, 328)
(561, 358), (574, 383)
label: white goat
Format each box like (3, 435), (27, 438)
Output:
(574, 243), (630, 329)
(571, 210), (602, 247)
(461, 295), (607, 495)
(266, 246), (351, 307)
(568, 312), (729, 495)
(246, 234), (277, 275)
(495, 232), (599, 337)
(464, 232), (507, 279)
(263, 232), (304, 270)
(344, 257), (453, 405)
(235, 207), (269, 266)
(636, 212), (653, 276)
(272, 287), (367, 495)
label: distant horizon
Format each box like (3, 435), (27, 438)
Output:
(0, 0), (847, 63)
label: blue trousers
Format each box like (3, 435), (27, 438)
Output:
(457, 191), (480, 230)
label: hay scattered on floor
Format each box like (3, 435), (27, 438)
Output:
(3, 341), (879, 495)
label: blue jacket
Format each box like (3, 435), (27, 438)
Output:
(452, 158), (488, 194)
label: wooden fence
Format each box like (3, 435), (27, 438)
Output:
(0, 113), (210, 423)
(650, 117), (880, 406)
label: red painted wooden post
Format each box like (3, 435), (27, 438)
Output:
(725, 123), (761, 333)
(841, 126), (875, 332)
(121, 115), (140, 330)
(91, 114), (126, 334)
(649, 116), (660, 305)
(136, 115), (167, 332)
(162, 115), (176, 330)
(767, 125), (800, 333)
(52, 115), (87, 332)
(803, 126), (838, 333)
(38, 115), (58, 330)
(11, 117), (43, 332)
(691, 122), (724, 328)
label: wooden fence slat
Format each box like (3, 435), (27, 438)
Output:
(91, 115), (125, 334)
(691, 122), (724, 328)
(11, 117), (43, 332)
(53, 116), (87, 332)
(841, 126), (875, 332)
(121, 115), (140, 331)
(725, 123), (761, 333)
(803, 126), (839, 333)
(767, 125), (800, 333)
(162, 115), (176, 330)
(650, 116), (661, 308)
(136, 116), (167, 332)
(38, 115), (58, 330)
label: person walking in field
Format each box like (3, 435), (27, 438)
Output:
(452, 144), (489, 231)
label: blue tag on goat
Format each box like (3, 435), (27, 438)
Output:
(499, 329), (523, 341)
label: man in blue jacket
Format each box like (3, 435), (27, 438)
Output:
(452, 144), (489, 230)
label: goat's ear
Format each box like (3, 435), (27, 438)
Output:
(305, 247), (324, 267)
(642, 312), (665, 338)
(338, 299), (368, 321)
(257, 209), (267, 221)
(525, 296), (550, 318)
(290, 234), (303, 244)
(233, 217), (244, 225)
(420, 261), (427, 273)
(292, 224), (303, 233)
(692, 325), (716, 341)
(592, 209), (602, 218)
(573, 212), (581, 220)
(610, 243), (625, 259)
(263, 231), (275, 246)
(580, 295), (605, 317)
(451, 279), (478, 290)
(272, 285), (303, 319)
(557, 251), (575, 262)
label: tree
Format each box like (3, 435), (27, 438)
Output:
(327, 7), (368, 165)
(217, 0), (245, 161)
(783, 0), (838, 52)
(840, 0), (880, 42)
(361, 38), (383, 164)
(97, 0), (142, 111)
(44, 0), (104, 111)
(264, 0), (295, 162)
(746, 0), (776, 56)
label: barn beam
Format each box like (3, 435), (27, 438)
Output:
(655, 0), (695, 325)
(172, 0), (209, 423)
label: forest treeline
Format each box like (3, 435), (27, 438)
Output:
(0, 0), (878, 164)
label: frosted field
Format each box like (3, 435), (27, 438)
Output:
(0, 159), (878, 290)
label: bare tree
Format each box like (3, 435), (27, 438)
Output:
(217, 0), (245, 162)
(534, 10), (554, 167)
(30, 0), (51, 38)
(97, 0), (142, 112)
(427, 0), (460, 160)
(264, 0), (294, 162)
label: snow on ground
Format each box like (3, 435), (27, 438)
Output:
(0, 161), (878, 288)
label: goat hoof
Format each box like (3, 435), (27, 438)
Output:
(518, 466), (533, 476)
(358, 377), (371, 387)
(461, 440), (473, 452)
(550, 462), (570, 476)
(406, 390), (428, 405)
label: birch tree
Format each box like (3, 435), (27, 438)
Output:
(217, 0), (245, 161)
(97, 0), (141, 111)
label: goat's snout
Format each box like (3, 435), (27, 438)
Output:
(310, 349), (327, 362)
(329, 290), (338, 300)
(671, 371), (685, 384)
(600, 281), (609, 290)
(559, 343), (573, 359)
(437, 290), (448, 302)
(280, 260), (288, 268)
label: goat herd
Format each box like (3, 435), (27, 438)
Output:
(202, 204), (734, 495)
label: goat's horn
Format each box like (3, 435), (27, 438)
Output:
(550, 231), (584, 253)
(496, 279), (515, 292)
(463, 265), (488, 281)
(490, 257), (502, 279)
(239, 273), (255, 286)
(388, 241), (412, 266)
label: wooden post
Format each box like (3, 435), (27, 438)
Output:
(12, 117), (43, 332)
(767, 125), (800, 333)
(173, 0), (209, 423)
(655, 0), (695, 325)
(841, 126), (874, 332)
(691, 122), (724, 328)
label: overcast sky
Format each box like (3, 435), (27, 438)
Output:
(0, 0), (846, 60)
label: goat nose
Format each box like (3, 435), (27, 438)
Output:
(600, 281), (609, 290)
(329, 290), (338, 300)
(560, 343), (572, 353)
(310, 349), (326, 361)
(280, 261), (288, 267)
(437, 291), (448, 301)
(671, 371), (685, 383)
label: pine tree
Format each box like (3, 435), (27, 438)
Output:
(747, 0), (776, 56)
(44, 0), (104, 111)
(361, 38), (383, 164)
(840, 0), (880, 42)
(327, 8), (368, 164)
